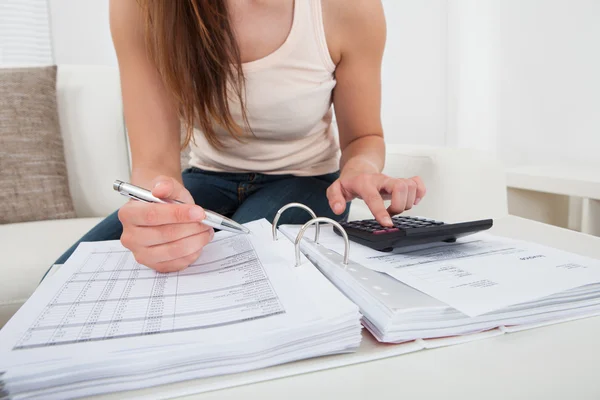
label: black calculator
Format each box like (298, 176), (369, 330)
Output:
(334, 215), (493, 252)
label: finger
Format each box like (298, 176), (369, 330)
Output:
(404, 179), (417, 211)
(152, 249), (204, 274)
(361, 187), (393, 227)
(151, 176), (194, 204)
(119, 202), (206, 227)
(123, 222), (212, 248)
(383, 179), (408, 216)
(411, 176), (427, 205)
(151, 229), (214, 273)
(140, 229), (214, 266)
(326, 180), (347, 215)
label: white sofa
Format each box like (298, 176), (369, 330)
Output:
(0, 65), (509, 328)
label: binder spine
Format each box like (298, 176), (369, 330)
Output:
(272, 203), (320, 242)
(294, 217), (350, 267)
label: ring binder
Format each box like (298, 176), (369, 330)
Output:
(294, 217), (350, 267)
(272, 203), (320, 242)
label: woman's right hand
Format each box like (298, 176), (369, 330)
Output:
(118, 176), (214, 273)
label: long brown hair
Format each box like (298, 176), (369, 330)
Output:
(138, 0), (248, 148)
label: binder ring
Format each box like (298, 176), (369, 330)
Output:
(295, 217), (349, 267)
(272, 203), (320, 242)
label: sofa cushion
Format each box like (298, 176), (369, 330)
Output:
(0, 217), (102, 327)
(0, 65), (76, 224)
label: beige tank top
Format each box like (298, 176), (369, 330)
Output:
(188, 0), (340, 177)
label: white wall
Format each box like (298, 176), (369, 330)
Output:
(495, 0), (600, 168)
(446, 0), (500, 153)
(380, 0), (448, 146)
(48, 0), (116, 66)
(448, 0), (600, 168)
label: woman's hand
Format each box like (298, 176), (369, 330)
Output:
(327, 171), (426, 227)
(118, 176), (214, 273)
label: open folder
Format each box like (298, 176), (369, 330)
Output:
(2, 203), (600, 399)
(279, 223), (600, 343)
(0, 217), (361, 399)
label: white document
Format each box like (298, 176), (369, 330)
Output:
(0, 222), (324, 370)
(289, 227), (600, 317)
(0, 219), (361, 400)
(14, 238), (284, 351)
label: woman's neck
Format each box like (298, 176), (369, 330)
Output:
(227, 0), (294, 64)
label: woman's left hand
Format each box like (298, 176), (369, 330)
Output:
(327, 171), (426, 227)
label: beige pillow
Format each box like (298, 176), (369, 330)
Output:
(0, 65), (76, 224)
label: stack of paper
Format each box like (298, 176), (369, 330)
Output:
(279, 225), (600, 343)
(0, 220), (362, 399)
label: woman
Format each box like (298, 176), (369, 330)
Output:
(55, 0), (426, 273)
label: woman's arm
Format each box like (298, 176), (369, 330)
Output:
(326, 0), (386, 173)
(109, 0), (182, 188)
(323, 0), (426, 226)
(109, 0), (212, 274)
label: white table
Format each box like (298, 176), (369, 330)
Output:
(507, 165), (600, 236)
(93, 216), (600, 400)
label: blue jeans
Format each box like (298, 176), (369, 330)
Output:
(53, 168), (349, 266)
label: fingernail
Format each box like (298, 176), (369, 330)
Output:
(415, 197), (421, 205)
(334, 202), (343, 213)
(189, 207), (205, 221)
(383, 216), (393, 226)
(154, 182), (164, 189)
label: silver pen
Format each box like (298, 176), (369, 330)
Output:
(113, 180), (250, 235)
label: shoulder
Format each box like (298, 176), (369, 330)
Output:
(109, 0), (145, 51)
(321, 0), (386, 65)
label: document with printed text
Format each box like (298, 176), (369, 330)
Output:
(0, 219), (362, 399)
(0, 227), (320, 368)
(298, 228), (600, 316)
